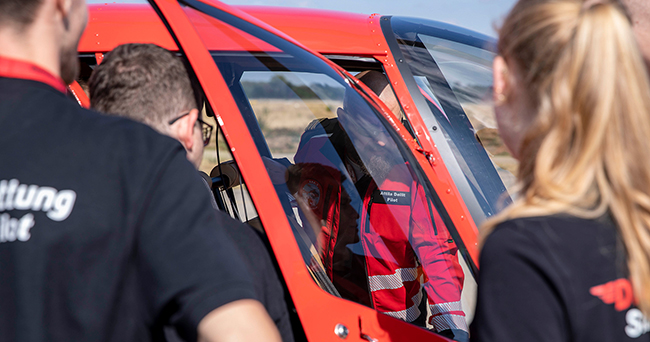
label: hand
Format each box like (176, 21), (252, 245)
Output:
(198, 299), (281, 342)
(438, 328), (469, 342)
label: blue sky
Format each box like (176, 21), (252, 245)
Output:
(221, 0), (517, 37)
(87, 0), (517, 37)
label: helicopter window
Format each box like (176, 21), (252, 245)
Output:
(182, 3), (476, 337)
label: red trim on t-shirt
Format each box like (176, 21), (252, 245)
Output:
(0, 56), (67, 94)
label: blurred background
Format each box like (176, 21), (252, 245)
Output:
(87, 0), (517, 37)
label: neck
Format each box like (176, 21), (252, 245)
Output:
(0, 21), (61, 80)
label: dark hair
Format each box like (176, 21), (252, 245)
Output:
(89, 43), (196, 131)
(0, 0), (43, 30)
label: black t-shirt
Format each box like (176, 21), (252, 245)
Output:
(164, 177), (295, 342)
(222, 224), (295, 342)
(470, 214), (650, 342)
(0, 78), (257, 341)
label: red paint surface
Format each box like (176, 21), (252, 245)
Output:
(76, 2), (473, 339)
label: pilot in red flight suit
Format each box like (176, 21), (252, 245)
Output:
(290, 94), (468, 341)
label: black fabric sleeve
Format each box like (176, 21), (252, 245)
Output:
(470, 221), (570, 342)
(135, 150), (257, 341)
(222, 224), (295, 342)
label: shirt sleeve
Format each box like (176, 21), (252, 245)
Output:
(409, 183), (466, 333)
(470, 220), (569, 342)
(134, 149), (257, 341)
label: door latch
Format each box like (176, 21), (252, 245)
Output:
(415, 146), (437, 166)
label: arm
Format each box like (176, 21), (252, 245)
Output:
(198, 299), (281, 342)
(136, 150), (265, 341)
(470, 221), (569, 342)
(374, 165), (466, 337)
(409, 184), (467, 339)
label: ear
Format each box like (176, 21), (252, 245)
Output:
(173, 109), (200, 152)
(54, 0), (73, 30)
(493, 55), (510, 103)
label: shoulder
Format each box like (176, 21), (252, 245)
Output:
(57, 99), (183, 171)
(477, 216), (574, 313)
(38, 89), (188, 199)
(481, 216), (564, 267)
(473, 216), (579, 342)
(482, 214), (618, 276)
(480, 218), (543, 268)
(495, 214), (611, 230)
(20, 81), (179, 151)
(223, 223), (275, 271)
(1, 79), (185, 183)
(223, 223), (266, 250)
(487, 215), (616, 249)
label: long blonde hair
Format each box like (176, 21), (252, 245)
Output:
(485, 0), (650, 315)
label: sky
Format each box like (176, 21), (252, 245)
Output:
(87, 0), (518, 37)
(221, 0), (517, 37)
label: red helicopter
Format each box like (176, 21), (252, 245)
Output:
(69, 1), (516, 340)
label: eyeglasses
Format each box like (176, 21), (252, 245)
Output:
(168, 111), (214, 146)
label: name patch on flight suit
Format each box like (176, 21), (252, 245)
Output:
(373, 190), (410, 206)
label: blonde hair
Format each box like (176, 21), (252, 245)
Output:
(484, 0), (650, 315)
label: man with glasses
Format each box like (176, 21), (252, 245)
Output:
(89, 43), (212, 169)
(89, 43), (294, 342)
(169, 111), (213, 146)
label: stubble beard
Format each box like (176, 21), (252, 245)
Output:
(60, 43), (79, 85)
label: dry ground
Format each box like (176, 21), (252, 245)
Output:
(200, 99), (519, 189)
(199, 99), (340, 173)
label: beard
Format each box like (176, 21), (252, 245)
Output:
(57, 0), (88, 85)
(60, 44), (79, 85)
(344, 141), (395, 182)
(364, 153), (394, 181)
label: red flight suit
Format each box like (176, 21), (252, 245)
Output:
(292, 120), (467, 333)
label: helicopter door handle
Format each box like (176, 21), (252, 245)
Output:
(361, 334), (378, 342)
(359, 316), (383, 342)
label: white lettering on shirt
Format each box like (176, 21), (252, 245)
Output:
(0, 213), (35, 242)
(626, 308), (650, 338)
(380, 190), (407, 198)
(0, 179), (76, 243)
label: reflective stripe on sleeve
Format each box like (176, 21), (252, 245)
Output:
(368, 267), (418, 292)
(381, 289), (423, 322)
(430, 313), (468, 333)
(429, 300), (463, 315)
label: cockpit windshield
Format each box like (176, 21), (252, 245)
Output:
(388, 16), (517, 226)
(182, 2), (477, 336)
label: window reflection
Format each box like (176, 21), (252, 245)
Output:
(391, 16), (514, 222)
(419, 35), (518, 190)
(285, 91), (468, 334)
(184, 5), (472, 339)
